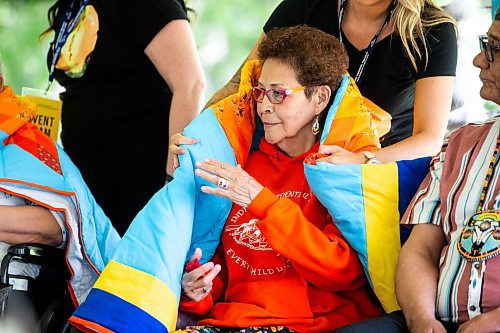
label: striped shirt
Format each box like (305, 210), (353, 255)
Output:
(402, 116), (500, 324)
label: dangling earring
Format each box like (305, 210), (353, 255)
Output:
(312, 116), (320, 135)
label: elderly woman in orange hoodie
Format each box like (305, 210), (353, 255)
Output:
(176, 26), (383, 333)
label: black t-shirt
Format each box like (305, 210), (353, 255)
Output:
(264, 0), (457, 146)
(52, 0), (187, 148)
(48, 0), (188, 235)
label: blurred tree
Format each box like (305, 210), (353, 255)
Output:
(3, 0), (494, 119)
(189, 0), (281, 97)
(0, 0), (280, 97)
(0, 0), (53, 94)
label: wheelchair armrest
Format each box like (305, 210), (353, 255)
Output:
(7, 243), (64, 266)
(0, 243), (65, 283)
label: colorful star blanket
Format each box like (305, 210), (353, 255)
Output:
(0, 85), (120, 306)
(70, 60), (392, 332)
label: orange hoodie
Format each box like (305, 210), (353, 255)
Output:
(180, 140), (382, 332)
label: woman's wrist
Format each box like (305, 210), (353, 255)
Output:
(247, 179), (264, 202)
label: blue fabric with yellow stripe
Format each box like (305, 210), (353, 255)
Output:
(305, 155), (430, 312)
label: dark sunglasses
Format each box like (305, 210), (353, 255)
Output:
(479, 35), (500, 62)
(252, 86), (306, 104)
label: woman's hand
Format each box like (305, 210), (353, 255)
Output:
(168, 132), (198, 173)
(181, 248), (221, 302)
(195, 159), (263, 208)
(316, 145), (366, 165)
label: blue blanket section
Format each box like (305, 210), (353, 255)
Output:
(110, 109), (236, 299)
(396, 158), (431, 216)
(397, 157), (431, 243)
(0, 129), (7, 143)
(0, 140), (68, 191)
(74, 288), (165, 332)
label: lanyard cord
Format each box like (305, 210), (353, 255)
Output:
(338, 0), (397, 84)
(477, 133), (500, 213)
(47, 0), (89, 90)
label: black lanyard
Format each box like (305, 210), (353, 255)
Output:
(338, 0), (397, 83)
(47, 0), (89, 90)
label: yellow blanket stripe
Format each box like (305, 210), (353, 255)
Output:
(94, 260), (179, 331)
(362, 164), (401, 313)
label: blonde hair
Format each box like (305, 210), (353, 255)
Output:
(392, 0), (457, 72)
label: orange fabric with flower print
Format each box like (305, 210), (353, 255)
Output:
(0, 86), (62, 175)
(321, 76), (391, 153)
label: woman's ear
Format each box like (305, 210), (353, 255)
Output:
(315, 85), (331, 115)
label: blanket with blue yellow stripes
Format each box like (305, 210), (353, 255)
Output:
(70, 60), (429, 332)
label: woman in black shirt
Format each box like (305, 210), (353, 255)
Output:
(44, 0), (206, 235)
(172, 0), (457, 167)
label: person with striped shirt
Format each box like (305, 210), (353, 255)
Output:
(395, 11), (500, 333)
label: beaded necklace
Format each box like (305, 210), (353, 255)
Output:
(477, 133), (500, 213)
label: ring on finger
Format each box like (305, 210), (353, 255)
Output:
(202, 287), (210, 294)
(217, 178), (229, 190)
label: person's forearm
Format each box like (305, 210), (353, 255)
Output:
(371, 131), (444, 164)
(396, 245), (440, 328)
(169, 82), (206, 138)
(372, 75), (452, 163)
(167, 84), (205, 175)
(0, 206), (62, 246)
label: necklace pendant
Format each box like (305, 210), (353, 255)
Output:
(458, 210), (500, 261)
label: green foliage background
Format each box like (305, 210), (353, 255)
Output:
(0, 0), (497, 119)
(0, 0), (281, 98)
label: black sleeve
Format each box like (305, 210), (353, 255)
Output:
(415, 22), (457, 80)
(109, 0), (188, 50)
(263, 0), (308, 34)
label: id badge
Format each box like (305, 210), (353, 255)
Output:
(21, 87), (62, 142)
